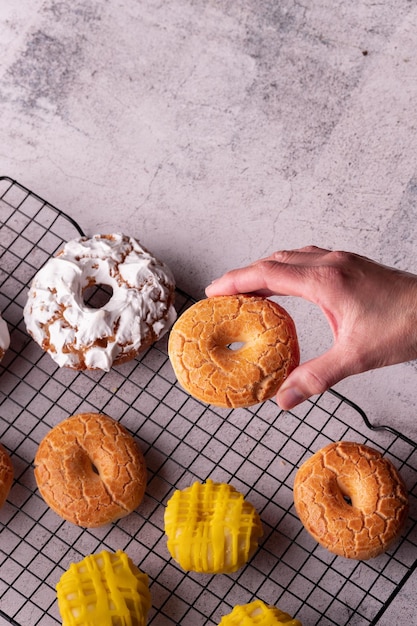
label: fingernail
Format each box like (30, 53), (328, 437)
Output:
(205, 279), (218, 295)
(278, 386), (306, 410)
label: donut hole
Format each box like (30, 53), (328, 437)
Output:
(227, 341), (245, 351)
(337, 478), (354, 507)
(82, 283), (113, 309)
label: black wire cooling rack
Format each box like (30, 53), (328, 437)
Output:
(1, 176), (417, 626)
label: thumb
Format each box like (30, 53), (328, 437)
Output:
(276, 347), (351, 410)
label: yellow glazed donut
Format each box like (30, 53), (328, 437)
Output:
(218, 600), (302, 626)
(24, 233), (176, 370)
(168, 295), (299, 408)
(34, 412), (147, 527)
(56, 550), (151, 626)
(293, 441), (409, 559)
(0, 443), (13, 508)
(164, 479), (263, 574)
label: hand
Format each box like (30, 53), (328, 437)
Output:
(205, 246), (417, 410)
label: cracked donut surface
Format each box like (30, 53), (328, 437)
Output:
(168, 295), (299, 408)
(34, 412), (147, 527)
(0, 443), (13, 508)
(293, 441), (409, 559)
(23, 233), (176, 371)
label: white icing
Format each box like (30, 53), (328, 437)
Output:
(23, 234), (176, 370)
(0, 312), (10, 359)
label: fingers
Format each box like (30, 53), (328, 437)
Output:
(205, 246), (336, 298)
(206, 259), (324, 299)
(265, 245), (332, 266)
(205, 263), (275, 297)
(276, 346), (352, 410)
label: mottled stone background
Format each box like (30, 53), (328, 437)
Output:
(1, 2), (417, 621)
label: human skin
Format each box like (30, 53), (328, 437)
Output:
(205, 246), (417, 410)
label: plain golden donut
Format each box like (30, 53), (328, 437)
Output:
(0, 443), (13, 508)
(34, 412), (147, 527)
(293, 441), (409, 560)
(168, 295), (299, 408)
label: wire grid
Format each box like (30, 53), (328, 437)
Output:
(0, 176), (417, 626)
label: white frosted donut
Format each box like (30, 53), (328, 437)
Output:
(23, 234), (176, 370)
(0, 312), (10, 362)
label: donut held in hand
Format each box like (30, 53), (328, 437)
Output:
(168, 295), (299, 408)
(293, 441), (409, 559)
(34, 412), (147, 527)
(56, 550), (151, 626)
(24, 233), (176, 371)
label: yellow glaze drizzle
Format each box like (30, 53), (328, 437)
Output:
(164, 479), (263, 573)
(218, 600), (303, 626)
(56, 550), (151, 626)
